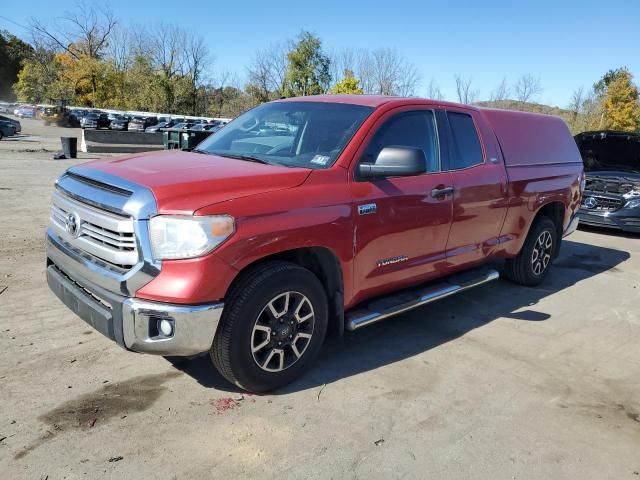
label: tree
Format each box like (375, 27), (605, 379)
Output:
(594, 68), (627, 96)
(284, 31), (331, 97)
(425, 79), (443, 100)
(330, 47), (420, 96)
(329, 70), (363, 94)
(0, 31), (34, 100)
(13, 54), (59, 103)
(568, 86), (585, 132)
(490, 77), (510, 103)
(513, 74), (542, 106)
(454, 75), (478, 104)
(368, 48), (420, 96)
(247, 43), (289, 102)
(602, 69), (640, 131)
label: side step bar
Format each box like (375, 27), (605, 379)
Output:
(345, 268), (500, 331)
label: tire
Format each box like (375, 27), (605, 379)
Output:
(504, 216), (558, 286)
(211, 261), (328, 393)
(0, 132), (3, 140)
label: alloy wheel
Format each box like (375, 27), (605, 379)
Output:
(250, 291), (315, 372)
(531, 230), (553, 276)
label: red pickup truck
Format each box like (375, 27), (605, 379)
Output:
(47, 95), (583, 392)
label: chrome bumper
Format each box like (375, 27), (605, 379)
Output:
(47, 260), (223, 357)
(122, 298), (223, 355)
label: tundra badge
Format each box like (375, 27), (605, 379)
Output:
(377, 255), (409, 267)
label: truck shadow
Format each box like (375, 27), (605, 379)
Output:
(168, 239), (629, 394)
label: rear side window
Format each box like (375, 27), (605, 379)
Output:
(448, 112), (483, 169)
(363, 111), (439, 172)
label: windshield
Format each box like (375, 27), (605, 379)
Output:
(577, 133), (640, 173)
(196, 101), (373, 169)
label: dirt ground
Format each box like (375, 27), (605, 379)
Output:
(1, 117), (639, 479)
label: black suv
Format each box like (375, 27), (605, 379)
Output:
(81, 113), (110, 129)
(575, 131), (640, 233)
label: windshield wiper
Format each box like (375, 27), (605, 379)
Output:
(214, 152), (272, 165)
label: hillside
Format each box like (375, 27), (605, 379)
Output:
(474, 100), (572, 121)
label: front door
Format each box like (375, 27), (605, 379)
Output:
(349, 107), (454, 304)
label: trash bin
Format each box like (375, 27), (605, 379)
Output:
(61, 137), (78, 158)
(163, 130), (182, 150)
(180, 130), (214, 151)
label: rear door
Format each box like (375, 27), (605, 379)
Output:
(443, 108), (508, 267)
(350, 107), (454, 303)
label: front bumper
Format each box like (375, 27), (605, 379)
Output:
(578, 208), (640, 233)
(47, 261), (224, 356)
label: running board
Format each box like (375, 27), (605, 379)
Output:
(345, 268), (500, 331)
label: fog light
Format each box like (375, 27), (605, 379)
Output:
(158, 318), (174, 337)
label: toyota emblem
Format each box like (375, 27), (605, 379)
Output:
(65, 212), (81, 237)
(583, 197), (598, 209)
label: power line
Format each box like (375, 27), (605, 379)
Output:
(0, 15), (30, 32)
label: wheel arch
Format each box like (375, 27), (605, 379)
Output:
(531, 201), (565, 257)
(226, 246), (345, 336)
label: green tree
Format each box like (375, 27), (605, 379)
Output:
(13, 52), (60, 103)
(329, 70), (363, 94)
(284, 31), (331, 97)
(0, 31), (34, 100)
(601, 69), (640, 131)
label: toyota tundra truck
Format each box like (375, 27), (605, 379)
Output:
(46, 95), (583, 392)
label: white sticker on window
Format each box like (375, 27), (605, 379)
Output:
(310, 155), (330, 165)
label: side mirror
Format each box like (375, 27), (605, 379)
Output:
(359, 146), (427, 178)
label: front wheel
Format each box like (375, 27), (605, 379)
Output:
(211, 261), (328, 393)
(504, 216), (558, 286)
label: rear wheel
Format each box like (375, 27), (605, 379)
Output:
(211, 261), (328, 393)
(504, 216), (557, 286)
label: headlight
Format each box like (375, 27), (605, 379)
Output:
(625, 199), (640, 209)
(148, 215), (235, 260)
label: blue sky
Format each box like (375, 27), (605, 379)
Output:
(2, 0), (639, 107)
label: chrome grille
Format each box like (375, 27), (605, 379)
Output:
(581, 195), (623, 212)
(49, 191), (138, 267)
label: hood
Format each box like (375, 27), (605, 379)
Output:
(575, 131), (640, 174)
(79, 150), (312, 214)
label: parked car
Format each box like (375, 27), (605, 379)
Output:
(15, 106), (36, 118)
(45, 95), (583, 393)
(81, 112), (110, 129)
(109, 115), (130, 130)
(67, 109), (88, 127)
(0, 120), (17, 139)
(145, 120), (177, 132)
(128, 116), (158, 132)
(0, 115), (21, 133)
(191, 123), (221, 133)
(171, 122), (196, 130)
(575, 130), (640, 233)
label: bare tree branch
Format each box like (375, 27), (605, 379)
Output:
(490, 76), (510, 103)
(455, 74), (479, 104)
(513, 74), (542, 106)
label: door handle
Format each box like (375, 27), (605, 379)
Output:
(431, 186), (454, 198)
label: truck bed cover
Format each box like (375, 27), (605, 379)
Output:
(480, 108), (582, 166)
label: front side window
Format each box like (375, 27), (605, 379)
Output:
(362, 111), (440, 173)
(448, 112), (484, 169)
(196, 101), (373, 169)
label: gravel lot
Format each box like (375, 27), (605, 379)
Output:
(1, 117), (639, 479)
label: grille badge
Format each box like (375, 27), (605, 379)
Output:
(583, 197), (598, 209)
(65, 212), (81, 237)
